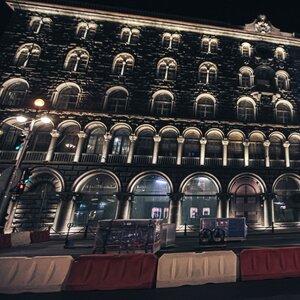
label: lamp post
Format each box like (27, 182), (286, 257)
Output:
(0, 99), (50, 233)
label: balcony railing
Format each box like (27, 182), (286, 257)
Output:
(133, 155), (152, 165)
(0, 150), (17, 161)
(270, 160), (285, 168)
(52, 152), (75, 162)
(157, 156), (176, 165)
(227, 158), (244, 167)
(249, 159), (265, 168)
(81, 153), (101, 163)
(107, 154), (127, 164)
(205, 157), (223, 167)
(23, 151), (47, 162)
(182, 157), (200, 166)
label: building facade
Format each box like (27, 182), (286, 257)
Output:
(1, 0), (300, 233)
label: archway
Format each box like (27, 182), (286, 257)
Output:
(228, 174), (266, 224)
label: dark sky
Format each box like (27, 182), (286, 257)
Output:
(1, 0), (300, 34)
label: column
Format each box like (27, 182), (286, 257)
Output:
(200, 137), (207, 166)
(262, 194), (269, 227)
(45, 130), (60, 161)
(243, 139), (250, 167)
(263, 140), (270, 168)
(226, 194), (231, 217)
(74, 131), (87, 162)
(283, 141), (290, 168)
(114, 192), (132, 219)
(152, 135), (161, 164)
(176, 136), (185, 165)
(52, 192), (76, 233)
(167, 192), (184, 226)
(127, 134), (137, 164)
(222, 138), (229, 167)
(100, 133), (112, 163)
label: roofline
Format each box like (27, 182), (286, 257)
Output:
(5, 0), (300, 47)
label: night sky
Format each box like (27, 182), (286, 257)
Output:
(0, 0), (300, 35)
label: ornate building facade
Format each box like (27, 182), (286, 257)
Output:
(1, 0), (300, 232)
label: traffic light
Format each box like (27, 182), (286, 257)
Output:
(15, 182), (26, 195)
(15, 133), (26, 150)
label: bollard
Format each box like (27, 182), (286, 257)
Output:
(84, 224), (88, 239)
(271, 221), (274, 233)
(184, 223), (187, 237)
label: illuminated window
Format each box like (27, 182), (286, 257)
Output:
(274, 47), (286, 61)
(239, 67), (254, 87)
(76, 22), (97, 39)
(157, 58), (177, 80)
(120, 27), (140, 44)
(237, 98), (256, 121)
(240, 42), (252, 57)
(199, 62), (217, 84)
(162, 33), (180, 49)
(104, 87), (129, 113)
(53, 83), (81, 110)
(275, 101), (292, 123)
(64, 48), (89, 72)
(112, 53), (134, 76)
(151, 90), (174, 116)
(275, 71), (289, 90)
(195, 95), (215, 119)
(14, 43), (41, 68)
(201, 37), (218, 53)
(29, 16), (52, 34)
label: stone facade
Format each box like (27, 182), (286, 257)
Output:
(0, 0), (300, 232)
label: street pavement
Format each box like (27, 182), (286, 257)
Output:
(2, 230), (300, 299)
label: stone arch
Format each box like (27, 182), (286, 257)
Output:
(182, 127), (202, 138)
(158, 125), (180, 136)
(134, 124), (156, 136)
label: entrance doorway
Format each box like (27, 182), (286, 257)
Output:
(229, 174), (265, 225)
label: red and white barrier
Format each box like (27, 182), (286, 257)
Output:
(0, 256), (73, 294)
(65, 253), (158, 291)
(156, 251), (237, 288)
(240, 247), (300, 281)
(11, 231), (31, 247)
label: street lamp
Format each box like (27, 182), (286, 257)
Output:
(0, 99), (51, 233)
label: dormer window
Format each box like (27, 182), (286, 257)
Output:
(120, 27), (140, 44)
(162, 33), (180, 49)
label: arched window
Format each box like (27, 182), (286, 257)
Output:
(30, 123), (52, 151)
(112, 53), (134, 76)
(85, 127), (105, 154)
(64, 48), (89, 72)
(274, 47), (286, 61)
(199, 62), (217, 84)
(56, 125), (80, 153)
(157, 58), (177, 80)
(120, 27), (140, 44)
(159, 130), (178, 157)
(76, 22), (97, 39)
(151, 90), (174, 116)
(104, 87), (129, 113)
(53, 83), (81, 110)
(0, 125), (23, 150)
(249, 132), (265, 159)
(183, 132), (200, 157)
(0, 78), (29, 107)
(269, 134), (284, 160)
(131, 174), (171, 221)
(240, 42), (252, 57)
(195, 95), (215, 119)
(162, 33), (180, 49)
(14, 43), (41, 68)
(110, 128), (130, 156)
(29, 16), (52, 34)
(239, 67), (254, 87)
(273, 175), (300, 222)
(182, 175), (219, 225)
(228, 132), (244, 159)
(275, 71), (289, 90)
(73, 172), (119, 225)
(206, 131), (223, 158)
(135, 130), (154, 155)
(201, 37), (218, 53)
(237, 98), (256, 121)
(289, 134), (300, 161)
(275, 101), (292, 123)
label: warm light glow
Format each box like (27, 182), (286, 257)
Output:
(34, 98), (45, 108)
(16, 116), (28, 123)
(41, 116), (51, 124)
